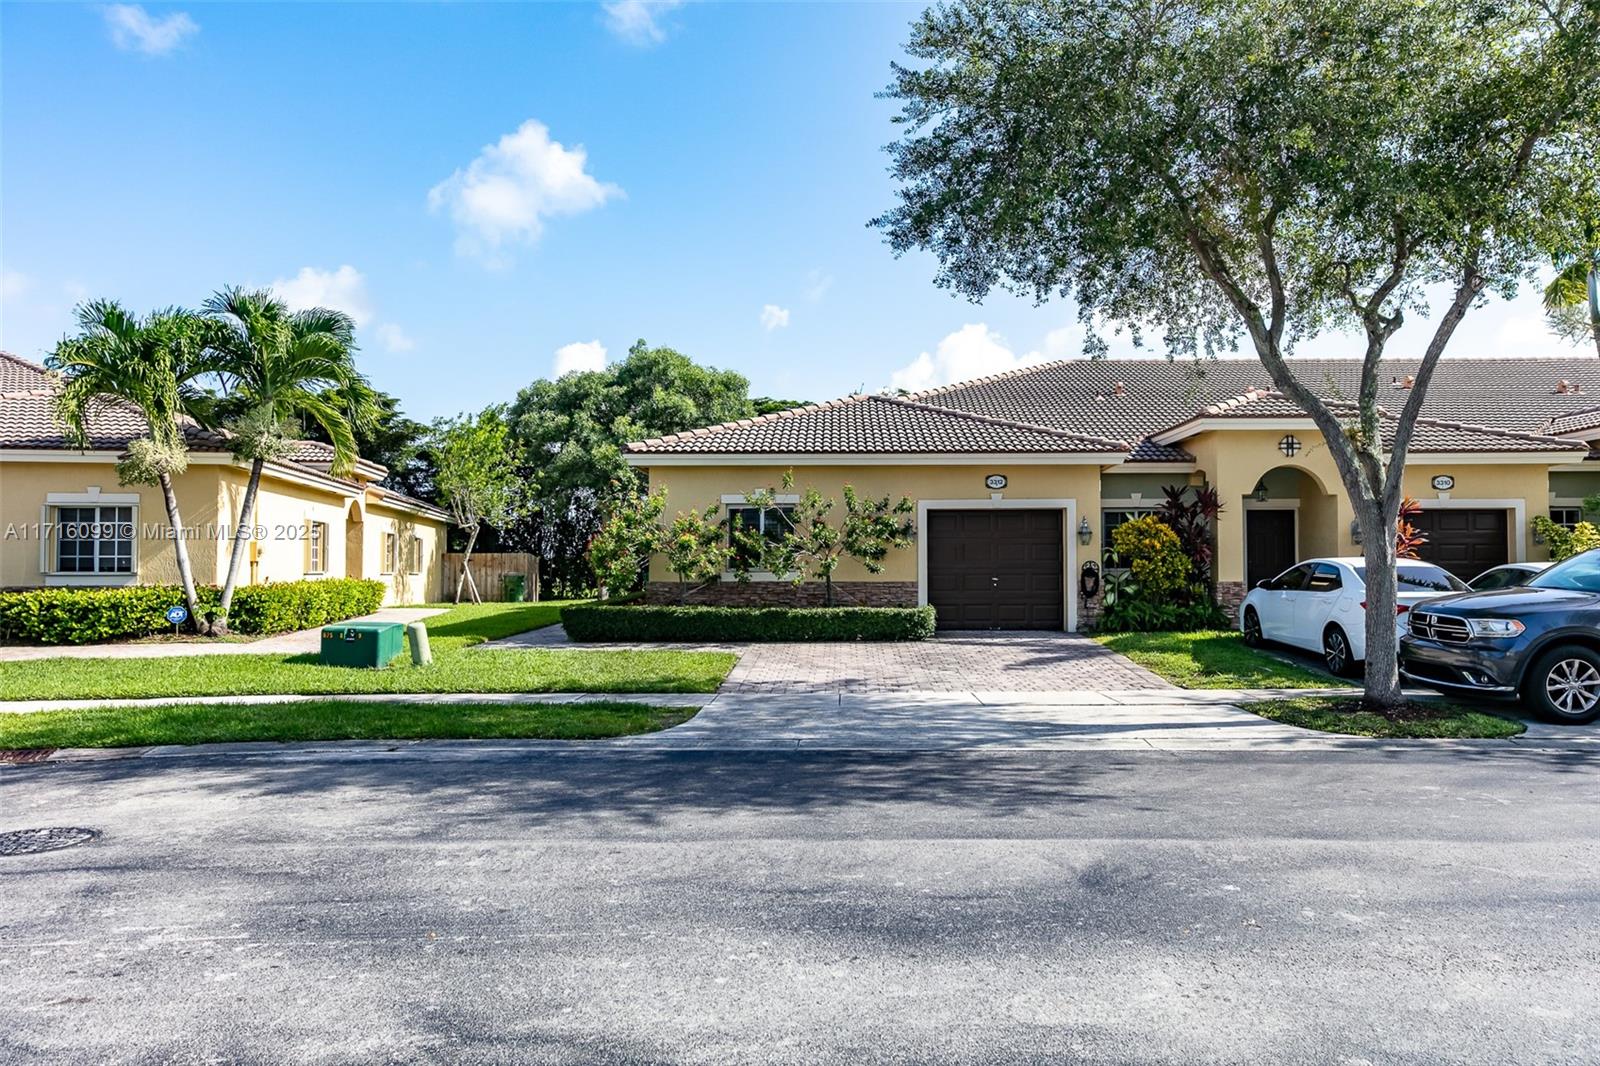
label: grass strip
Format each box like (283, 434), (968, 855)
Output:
(1093, 630), (1349, 689)
(0, 699), (698, 749)
(1247, 695), (1524, 739)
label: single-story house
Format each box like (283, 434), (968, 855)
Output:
(0, 352), (451, 604)
(625, 357), (1600, 630)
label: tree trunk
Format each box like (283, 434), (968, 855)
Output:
(824, 571), (834, 607)
(453, 522), (480, 605)
(1358, 496), (1406, 713)
(213, 456), (265, 636)
(157, 470), (203, 633)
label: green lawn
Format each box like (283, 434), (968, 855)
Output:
(1093, 630), (1351, 689)
(1247, 696), (1525, 739)
(0, 601), (735, 701)
(0, 699), (698, 750)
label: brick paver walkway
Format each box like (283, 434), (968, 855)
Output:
(489, 626), (1171, 692)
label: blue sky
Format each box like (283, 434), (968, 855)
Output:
(0, 1), (1579, 422)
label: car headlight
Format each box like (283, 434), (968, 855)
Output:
(1466, 618), (1525, 638)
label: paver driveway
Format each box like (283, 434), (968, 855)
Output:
(487, 627), (1170, 692)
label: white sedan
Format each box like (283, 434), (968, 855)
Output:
(1239, 557), (1469, 677)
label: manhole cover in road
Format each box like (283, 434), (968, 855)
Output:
(0, 827), (100, 856)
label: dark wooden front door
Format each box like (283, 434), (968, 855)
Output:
(1412, 508), (1508, 578)
(1245, 509), (1297, 589)
(927, 510), (1064, 630)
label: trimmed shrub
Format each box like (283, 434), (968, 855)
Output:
(562, 603), (937, 643)
(0, 578), (386, 645)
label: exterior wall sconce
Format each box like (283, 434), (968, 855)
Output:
(1533, 524), (1546, 545)
(1278, 434), (1302, 457)
(1251, 479), (1269, 503)
(1349, 518), (1363, 544)
(1077, 516), (1093, 546)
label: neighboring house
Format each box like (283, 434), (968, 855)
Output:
(626, 357), (1600, 631)
(0, 352), (450, 604)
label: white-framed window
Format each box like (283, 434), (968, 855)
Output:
(307, 521), (328, 574)
(383, 531), (398, 575)
(1101, 506), (1159, 568)
(53, 504), (136, 575)
(726, 504), (797, 567)
(1551, 506), (1584, 530)
(408, 534), (423, 575)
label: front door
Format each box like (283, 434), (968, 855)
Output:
(927, 509), (1065, 630)
(1246, 509), (1297, 590)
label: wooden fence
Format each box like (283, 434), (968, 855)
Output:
(441, 552), (540, 602)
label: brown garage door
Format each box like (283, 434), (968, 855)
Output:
(1412, 509), (1508, 579)
(927, 510), (1064, 630)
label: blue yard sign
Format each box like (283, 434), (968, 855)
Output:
(164, 605), (190, 627)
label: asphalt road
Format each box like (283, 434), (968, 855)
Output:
(3, 746), (1598, 1065)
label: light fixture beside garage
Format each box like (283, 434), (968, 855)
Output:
(1349, 517), (1363, 544)
(1077, 516), (1093, 545)
(1278, 434), (1302, 457)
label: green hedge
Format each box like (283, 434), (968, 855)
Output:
(561, 603), (937, 643)
(0, 578), (386, 645)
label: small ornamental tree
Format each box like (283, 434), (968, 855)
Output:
(1395, 497), (1427, 560)
(660, 505), (732, 604)
(840, 486), (916, 582)
(588, 484), (668, 599)
(1157, 485), (1224, 594)
(434, 406), (529, 603)
(759, 483), (918, 606)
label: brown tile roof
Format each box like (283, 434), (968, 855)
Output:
(1153, 389), (1588, 453)
(0, 353), (231, 452)
(626, 393), (1130, 455)
(627, 357), (1600, 460)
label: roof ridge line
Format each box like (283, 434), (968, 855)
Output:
(898, 359), (1073, 402)
(625, 393), (876, 451)
(878, 393), (1130, 450)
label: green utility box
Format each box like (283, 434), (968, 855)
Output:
(320, 622), (404, 668)
(502, 574), (528, 602)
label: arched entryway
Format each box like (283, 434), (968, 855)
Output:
(344, 499), (365, 579)
(1242, 466), (1338, 587)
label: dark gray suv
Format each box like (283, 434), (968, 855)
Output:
(1400, 548), (1600, 723)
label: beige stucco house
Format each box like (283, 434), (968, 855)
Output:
(0, 352), (450, 604)
(625, 357), (1600, 631)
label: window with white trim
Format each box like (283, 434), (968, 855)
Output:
(54, 505), (135, 574)
(307, 521), (328, 574)
(727, 504), (796, 567)
(1551, 506), (1584, 530)
(383, 531), (398, 574)
(408, 535), (423, 575)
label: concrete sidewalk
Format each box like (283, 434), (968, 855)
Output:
(5, 687), (1588, 762)
(0, 607), (446, 662)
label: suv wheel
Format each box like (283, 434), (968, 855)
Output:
(1242, 607), (1263, 647)
(1323, 625), (1357, 678)
(1527, 645), (1600, 725)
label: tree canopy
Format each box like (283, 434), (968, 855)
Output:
(875, 0), (1600, 709)
(505, 339), (788, 594)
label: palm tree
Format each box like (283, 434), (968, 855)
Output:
(1544, 229), (1600, 359)
(202, 287), (376, 635)
(48, 302), (214, 630)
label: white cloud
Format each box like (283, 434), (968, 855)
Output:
(602, 0), (685, 45)
(554, 339), (608, 377)
(804, 270), (834, 303)
(375, 323), (415, 353)
(428, 120), (622, 266)
(270, 265), (375, 326)
(760, 304), (791, 331)
(889, 323), (1052, 393)
(269, 265), (418, 355)
(104, 4), (198, 55)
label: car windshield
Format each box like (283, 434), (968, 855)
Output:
(1353, 563), (1468, 593)
(1528, 550), (1600, 592)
